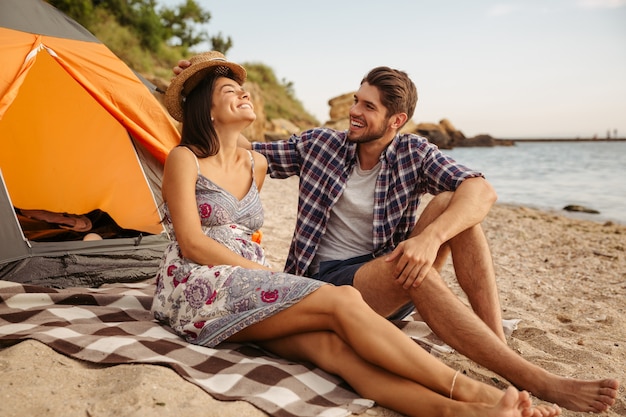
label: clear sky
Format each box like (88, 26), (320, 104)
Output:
(159, 0), (626, 139)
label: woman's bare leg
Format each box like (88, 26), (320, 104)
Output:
(228, 285), (619, 413)
(258, 331), (561, 417)
(230, 285), (471, 396)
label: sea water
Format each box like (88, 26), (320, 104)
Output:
(445, 141), (626, 225)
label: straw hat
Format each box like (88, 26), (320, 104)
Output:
(164, 51), (247, 122)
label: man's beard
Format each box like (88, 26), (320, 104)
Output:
(347, 119), (388, 144)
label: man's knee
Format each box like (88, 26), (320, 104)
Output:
(354, 260), (413, 311)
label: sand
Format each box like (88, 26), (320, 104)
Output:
(1, 175), (624, 417)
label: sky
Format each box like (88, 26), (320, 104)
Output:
(158, 0), (626, 139)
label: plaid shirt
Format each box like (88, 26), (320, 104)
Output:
(253, 128), (483, 276)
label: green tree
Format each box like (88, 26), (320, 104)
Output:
(209, 32), (233, 55)
(49, 0), (164, 49)
(160, 0), (211, 51)
(47, 0), (96, 27)
(48, 0), (232, 55)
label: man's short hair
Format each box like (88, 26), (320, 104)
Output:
(361, 67), (418, 124)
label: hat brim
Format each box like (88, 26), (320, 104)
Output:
(165, 59), (246, 122)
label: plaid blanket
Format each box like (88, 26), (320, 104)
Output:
(0, 279), (491, 417)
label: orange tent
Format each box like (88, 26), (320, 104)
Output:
(0, 0), (180, 286)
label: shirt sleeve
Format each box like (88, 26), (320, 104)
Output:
(420, 143), (484, 195)
(252, 135), (303, 179)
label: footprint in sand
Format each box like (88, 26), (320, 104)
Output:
(511, 326), (604, 374)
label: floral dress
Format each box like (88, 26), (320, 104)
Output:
(151, 148), (324, 347)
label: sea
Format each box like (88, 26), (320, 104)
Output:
(444, 140), (626, 225)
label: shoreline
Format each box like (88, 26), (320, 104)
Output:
(1, 176), (624, 417)
(508, 138), (626, 142)
(495, 200), (626, 227)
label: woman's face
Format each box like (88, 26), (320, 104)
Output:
(210, 76), (256, 126)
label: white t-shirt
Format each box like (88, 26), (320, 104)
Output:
(310, 159), (381, 274)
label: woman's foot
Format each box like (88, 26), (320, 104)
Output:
(487, 387), (561, 417)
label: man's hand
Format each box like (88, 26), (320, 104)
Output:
(173, 59), (191, 77)
(386, 178), (496, 290)
(384, 233), (441, 289)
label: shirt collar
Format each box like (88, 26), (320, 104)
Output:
(380, 133), (401, 164)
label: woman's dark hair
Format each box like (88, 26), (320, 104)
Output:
(180, 68), (238, 157)
(361, 67), (418, 127)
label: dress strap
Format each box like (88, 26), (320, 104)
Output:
(247, 150), (256, 181)
(179, 145), (201, 175)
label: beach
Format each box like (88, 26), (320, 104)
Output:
(1, 175), (624, 417)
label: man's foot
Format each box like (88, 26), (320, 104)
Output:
(535, 377), (619, 413)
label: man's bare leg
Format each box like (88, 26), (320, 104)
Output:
(354, 260), (619, 412)
(412, 193), (506, 341)
(448, 223), (505, 341)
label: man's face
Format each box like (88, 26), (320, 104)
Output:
(346, 82), (390, 144)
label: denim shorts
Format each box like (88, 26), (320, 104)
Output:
(312, 254), (415, 320)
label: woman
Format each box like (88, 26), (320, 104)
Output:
(152, 51), (561, 417)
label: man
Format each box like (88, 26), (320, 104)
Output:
(249, 66), (506, 339)
(172, 62), (619, 412)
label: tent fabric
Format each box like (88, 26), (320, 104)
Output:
(0, 172), (28, 264)
(0, 0), (99, 42)
(0, 0), (180, 285)
(0, 238), (169, 288)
